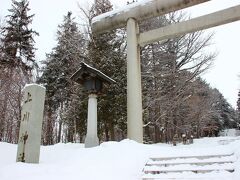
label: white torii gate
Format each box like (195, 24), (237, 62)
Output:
(91, 0), (240, 143)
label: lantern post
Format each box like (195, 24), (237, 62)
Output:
(71, 62), (115, 148)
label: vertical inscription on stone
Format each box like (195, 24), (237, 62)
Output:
(22, 111), (30, 122)
(24, 92), (32, 104)
(16, 84), (46, 163)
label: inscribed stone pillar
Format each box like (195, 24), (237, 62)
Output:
(85, 94), (99, 148)
(16, 84), (46, 163)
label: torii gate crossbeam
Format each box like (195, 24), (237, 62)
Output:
(92, 0), (210, 34)
(139, 5), (240, 46)
(91, 0), (240, 143)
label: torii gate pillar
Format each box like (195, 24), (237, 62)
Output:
(126, 18), (143, 143)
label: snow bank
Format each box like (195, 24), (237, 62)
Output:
(0, 137), (240, 180)
(220, 129), (240, 137)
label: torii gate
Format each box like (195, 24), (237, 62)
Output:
(91, 0), (240, 143)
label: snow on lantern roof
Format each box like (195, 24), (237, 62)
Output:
(70, 62), (116, 85)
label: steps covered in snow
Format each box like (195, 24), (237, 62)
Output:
(142, 153), (236, 180)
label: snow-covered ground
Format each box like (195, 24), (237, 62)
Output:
(0, 136), (240, 180)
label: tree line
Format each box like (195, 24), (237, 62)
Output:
(0, 0), (239, 144)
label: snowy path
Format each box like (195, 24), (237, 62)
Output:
(0, 137), (240, 180)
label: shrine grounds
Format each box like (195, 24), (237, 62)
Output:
(0, 135), (240, 180)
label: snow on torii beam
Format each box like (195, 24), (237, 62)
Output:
(139, 5), (240, 46)
(91, 0), (210, 143)
(92, 0), (209, 34)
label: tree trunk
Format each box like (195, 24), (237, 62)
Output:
(57, 120), (62, 143)
(154, 124), (160, 143)
(46, 110), (54, 145)
(104, 123), (109, 141)
(0, 69), (13, 142)
(109, 121), (115, 141)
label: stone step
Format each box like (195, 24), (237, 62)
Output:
(143, 163), (234, 174)
(150, 153), (234, 161)
(142, 153), (236, 179)
(142, 171), (233, 180)
(146, 156), (236, 166)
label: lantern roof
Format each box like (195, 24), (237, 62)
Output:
(70, 62), (116, 85)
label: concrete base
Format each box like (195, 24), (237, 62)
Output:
(85, 136), (99, 148)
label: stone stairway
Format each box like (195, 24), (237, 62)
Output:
(142, 153), (236, 180)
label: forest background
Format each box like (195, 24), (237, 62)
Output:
(0, 0), (240, 145)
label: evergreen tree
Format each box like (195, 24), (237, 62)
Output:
(63, 84), (88, 143)
(236, 90), (240, 124)
(180, 78), (237, 137)
(83, 0), (127, 141)
(1, 0), (38, 76)
(0, 0), (38, 143)
(38, 12), (86, 144)
(210, 89), (237, 129)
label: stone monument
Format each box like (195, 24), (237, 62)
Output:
(16, 84), (46, 163)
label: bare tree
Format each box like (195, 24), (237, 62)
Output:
(140, 12), (217, 143)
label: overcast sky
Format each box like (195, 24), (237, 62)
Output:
(1, 0), (240, 108)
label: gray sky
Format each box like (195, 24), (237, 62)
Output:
(1, 0), (240, 108)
